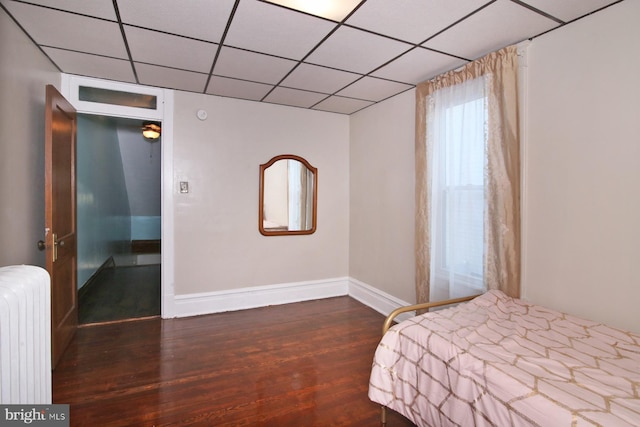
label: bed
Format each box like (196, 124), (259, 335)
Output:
(368, 290), (640, 426)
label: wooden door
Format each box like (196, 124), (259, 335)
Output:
(44, 85), (78, 369)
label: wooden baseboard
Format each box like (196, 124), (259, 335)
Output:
(131, 239), (161, 254)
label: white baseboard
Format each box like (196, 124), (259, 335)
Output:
(163, 276), (416, 323)
(169, 277), (349, 318)
(347, 278), (415, 323)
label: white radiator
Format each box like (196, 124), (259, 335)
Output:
(0, 265), (51, 404)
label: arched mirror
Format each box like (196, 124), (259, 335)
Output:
(259, 155), (317, 236)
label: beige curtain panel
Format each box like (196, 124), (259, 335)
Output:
(415, 45), (521, 304)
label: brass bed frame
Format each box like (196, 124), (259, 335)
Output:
(378, 294), (481, 425)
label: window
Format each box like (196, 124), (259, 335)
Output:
(78, 86), (157, 109)
(428, 77), (487, 300)
(62, 74), (165, 120)
(416, 46), (521, 304)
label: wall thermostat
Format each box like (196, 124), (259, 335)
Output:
(196, 109), (208, 121)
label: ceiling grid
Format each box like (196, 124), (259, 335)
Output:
(0, 0), (624, 114)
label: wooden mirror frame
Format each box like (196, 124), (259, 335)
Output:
(259, 154), (317, 236)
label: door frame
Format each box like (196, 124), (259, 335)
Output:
(61, 75), (176, 318)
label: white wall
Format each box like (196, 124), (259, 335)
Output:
(2, 1), (637, 331)
(172, 92), (349, 295)
(348, 1), (639, 332)
(0, 10), (59, 267)
(522, 0), (639, 332)
(349, 90), (416, 304)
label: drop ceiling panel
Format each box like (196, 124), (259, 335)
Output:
(225, 0), (336, 60)
(206, 75), (273, 101)
(522, 0), (620, 22)
(125, 26), (217, 73)
(423, 0), (559, 60)
(346, 0), (489, 44)
(3, 0), (117, 20)
(305, 26), (412, 74)
(135, 63), (208, 93)
(117, 0), (236, 43)
(1, 0), (624, 114)
(372, 47), (468, 85)
(214, 46), (298, 85)
(2, 1), (127, 58)
(43, 47), (136, 83)
(280, 63), (361, 94)
(264, 87), (328, 109)
(313, 96), (374, 115)
(337, 77), (413, 102)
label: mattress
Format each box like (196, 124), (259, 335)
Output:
(368, 290), (640, 426)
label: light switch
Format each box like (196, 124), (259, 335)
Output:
(179, 181), (189, 193)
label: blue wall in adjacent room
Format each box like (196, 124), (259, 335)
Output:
(76, 114), (132, 288)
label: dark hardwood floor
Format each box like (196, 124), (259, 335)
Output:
(53, 296), (416, 426)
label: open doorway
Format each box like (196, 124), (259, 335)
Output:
(76, 114), (161, 324)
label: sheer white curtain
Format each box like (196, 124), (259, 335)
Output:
(415, 45), (521, 304)
(428, 77), (487, 300)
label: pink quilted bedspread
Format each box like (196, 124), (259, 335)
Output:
(368, 290), (640, 426)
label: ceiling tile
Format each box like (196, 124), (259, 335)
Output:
(43, 47), (136, 83)
(305, 26), (412, 74)
(312, 96), (374, 115)
(336, 77), (413, 102)
(2, 0), (623, 114)
(263, 87), (328, 109)
(224, 0), (335, 60)
(264, 0), (362, 21)
(214, 46), (298, 85)
(117, 0), (235, 43)
(423, 0), (559, 60)
(371, 47), (468, 85)
(280, 63), (361, 94)
(521, 0), (620, 22)
(135, 63), (208, 93)
(125, 26), (217, 73)
(2, 1), (127, 58)
(206, 76), (273, 101)
(346, 0), (488, 44)
(2, 0), (117, 19)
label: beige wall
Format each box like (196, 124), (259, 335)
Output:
(172, 91), (349, 294)
(262, 159), (289, 228)
(522, 0), (639, 333)
(348, 1), (639, 331)
(0, 10), (60, 267)
(2, 0), (637, 332)
(349, 90), (416, 303)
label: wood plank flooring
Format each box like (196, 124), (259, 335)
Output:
(53, 296), (416, 426)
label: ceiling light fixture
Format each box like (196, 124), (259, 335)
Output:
(142, 121), (161, 140)
(265, 0), (361, 21)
